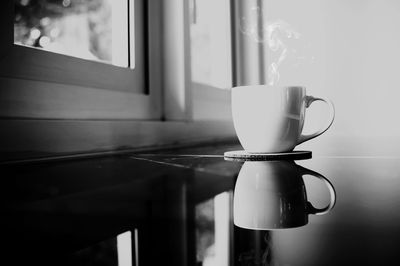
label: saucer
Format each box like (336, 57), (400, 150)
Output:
(224, 150), (312, 161)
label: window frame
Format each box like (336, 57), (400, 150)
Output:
(0, 0), (162, 120)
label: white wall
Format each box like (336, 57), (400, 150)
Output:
(244, 0), (400, 155)
(259, 0), (400, 140)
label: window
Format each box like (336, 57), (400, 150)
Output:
(0, 0), (236, 121)
(0, 0), (162, 120)
(6, 0), (145, 92)
(0, 0), (237, 161)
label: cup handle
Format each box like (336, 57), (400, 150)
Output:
(298, 165), (336, 215)
(298, 96), (335, 145)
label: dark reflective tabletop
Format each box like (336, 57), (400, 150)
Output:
(2, 143), (400, 266)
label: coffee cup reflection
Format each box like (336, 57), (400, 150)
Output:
(233, 161), (336, 230)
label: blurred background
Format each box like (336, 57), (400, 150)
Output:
(14, 0), (128, 66)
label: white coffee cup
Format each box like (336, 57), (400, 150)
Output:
(231, 85), (335, 153)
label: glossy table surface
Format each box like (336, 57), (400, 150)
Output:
(2, 143), (400, 266)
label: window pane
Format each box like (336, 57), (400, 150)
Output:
(14, 0), (129, 67)
(190, 0), (232, 89)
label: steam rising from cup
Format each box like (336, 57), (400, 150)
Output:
(240, 7), (310, 86)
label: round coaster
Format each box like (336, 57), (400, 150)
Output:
(224, 150), (312, 161)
